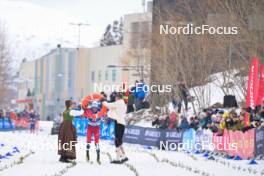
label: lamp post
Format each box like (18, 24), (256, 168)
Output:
(70, 23), (90, 48)
(107, 65), (145, 81)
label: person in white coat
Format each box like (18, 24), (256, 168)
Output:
(102, 93), (128, 163)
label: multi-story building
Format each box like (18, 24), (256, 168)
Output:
(17, 59), (36, 110)
(122, 5), (152, 85)
(17, 5), (153, 119)
(18, 45), (125, 119)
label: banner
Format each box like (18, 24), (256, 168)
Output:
(201, 129), (213, 151)
(194, 130), (204, 151)
(160, 129), (182, 150)
(73, 118), (88, 136)
(212, 130), (229, 152)
(182, 129), (195, 151)
(72, 120), (264, 158)
(0, 118), (14, 130)
(73, 118), (115, 139)
(123, 125), (145, 144)
(123, 126), (182, 149)
(245, 57), (259, 126)
(255, 128), (264, 156)
(257, 65), (264, 105)
(228, 129), (255, 159)
(142, 127), (163, 147)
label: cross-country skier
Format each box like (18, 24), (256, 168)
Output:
(82, 93), (107, 164)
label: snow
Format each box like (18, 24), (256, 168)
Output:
(0, 121), (263, 176)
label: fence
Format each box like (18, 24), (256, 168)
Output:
(73, 118), (264, 159)
(0, 118), (39, 130)
(123, 125), (264, 159)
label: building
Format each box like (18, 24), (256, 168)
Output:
(17, 4), (153, 119)
(19, 45), (125, 120)
(122, 5), (152, 85)
(17, 59), (36, 110)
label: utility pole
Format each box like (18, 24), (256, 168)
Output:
(142, 0), (146, 13)
(70, 23), (90, 48)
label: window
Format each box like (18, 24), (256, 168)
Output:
(91, 71), (95, 82)
(105, 70), (109, 81)
(112, 69), (116, 82)
(130, 22), (151, 49)
(98, 70), (102, 81)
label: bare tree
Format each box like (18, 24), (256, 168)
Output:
(150, 0), (264, 111)
(0, 22), (12, 107)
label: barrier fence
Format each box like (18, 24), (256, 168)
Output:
(0, 118), (39, 130)
(73, 118), (264, 159)
(123, 125), (264, 159)
(2, 118), (263, 159)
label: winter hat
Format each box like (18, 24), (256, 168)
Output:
(223, 112), (229, 119)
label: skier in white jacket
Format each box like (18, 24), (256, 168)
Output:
(102, 93), (128, 163)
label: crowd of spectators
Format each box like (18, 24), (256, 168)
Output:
(0, 105), (39, 131)
(151, 98), (264, 135)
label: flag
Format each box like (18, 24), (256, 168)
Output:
(257, 65), (264, 105)
(245, 57), (259, 126)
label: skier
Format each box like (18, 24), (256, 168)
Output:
(103, 93), (128, 164)
(82, 93), (107, 164)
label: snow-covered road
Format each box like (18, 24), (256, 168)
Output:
(0, 122), (263, 176)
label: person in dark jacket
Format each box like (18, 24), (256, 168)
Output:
(179, 115), (190, 130)
(28, 104), (37, 133)
(127, 90), (135, 113)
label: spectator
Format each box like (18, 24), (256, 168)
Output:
(189, 116), (199, 130)
(134, 80), (146, 111)
(127, 89), (135, 113)
(168, 111), (178, 129)
(179, 115), (189, 130)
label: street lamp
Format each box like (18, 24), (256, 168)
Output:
(70, 22), (90, 48)
(107, 65), (145, 81)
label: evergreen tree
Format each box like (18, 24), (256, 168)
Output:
(100, 18), (123, 47)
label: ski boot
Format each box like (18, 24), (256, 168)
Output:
(86, 143), (90, 162)
(96, 144), (101, 164)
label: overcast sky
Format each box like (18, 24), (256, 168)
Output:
(0, 0), (146, 65)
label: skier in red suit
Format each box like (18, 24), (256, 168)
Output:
(82, 93), (107, 164)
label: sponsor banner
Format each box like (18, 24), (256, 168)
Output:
(195, 129), (204, 151)
(123, 126), (182, 148)
(255, 128), (264, 156)
(195, 129), (214, 151)
(160, 129), (182, 150)
(212, 130), (229, 152)
(228, 129), (255, 159)
(73, 118), (88, 136)
(258, 65), (264, 105)
(142, 127), (163, 147)
(0, 119), (15, 130)
(123, 125), (145, 145)
(201, 129), (213, 151)
(14, 119), (29, 129)
(245, 57), (259, 126)
(182, 129), (195, 151)
(73, 118), (115, 139)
